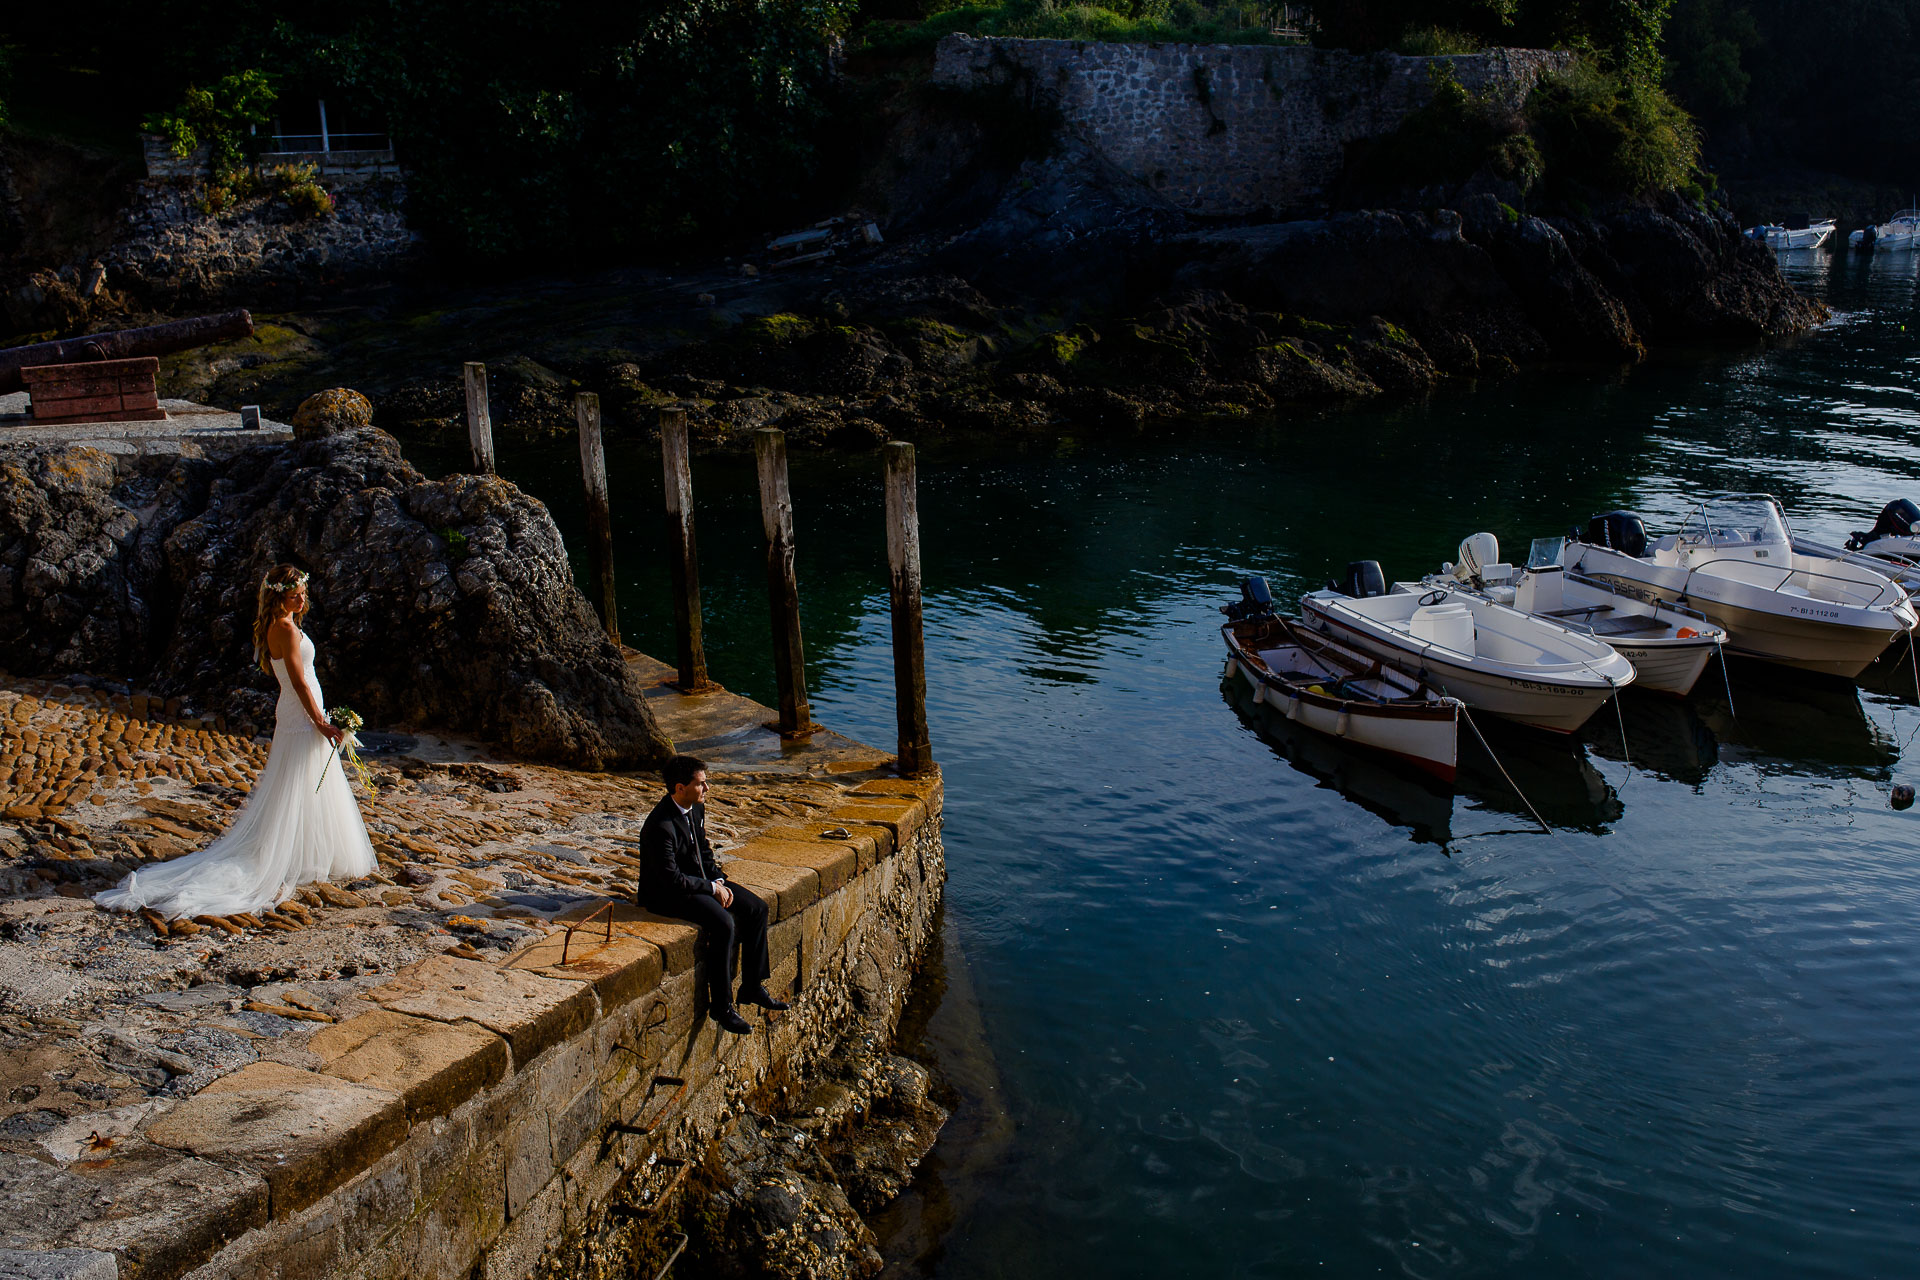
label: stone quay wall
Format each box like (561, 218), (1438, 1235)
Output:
(0, 661), (946, 1280)
(929, 35), (1574, 215)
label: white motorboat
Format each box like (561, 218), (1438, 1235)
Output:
(1222, 579), (1461, 781)
(1408, 534), (1728, 696)
(1562, 495), (1917, 678)
(1749, 219), (1835, 250)
(1845, 499), (1920, 561)
(1871, 209), (1920, 251)
(1300, 565), (1634, 735)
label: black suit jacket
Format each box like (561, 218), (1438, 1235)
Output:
(638, 793), (728, 908)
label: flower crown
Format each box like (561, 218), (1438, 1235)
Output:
(264, 571), (310, 594)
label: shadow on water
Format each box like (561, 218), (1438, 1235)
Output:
(1219, 674), (1458, 846)
(870, 915), (1015, 1279)
(1694, 658), (1897, 775)
(1218, 671), (1626, 848)
(1582, 691), (1720, 785)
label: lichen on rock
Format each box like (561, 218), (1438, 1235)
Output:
(291, 387), (374, 441)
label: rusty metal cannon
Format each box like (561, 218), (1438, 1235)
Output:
(0, 309), (255, 396)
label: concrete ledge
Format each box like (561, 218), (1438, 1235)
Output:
(312, 1012), (510, 1125)
(732, 837), (860, 895)
(145, 1063), (407, 1217)
(367, 956), (597, 1068)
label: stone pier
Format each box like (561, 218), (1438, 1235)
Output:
(0, 653), (945, 1279)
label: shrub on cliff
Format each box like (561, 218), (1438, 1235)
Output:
(1526, 64), (1700, 198)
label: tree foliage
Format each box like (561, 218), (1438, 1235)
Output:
(143, 70), (277, 187)
(273, 0), (856, 259)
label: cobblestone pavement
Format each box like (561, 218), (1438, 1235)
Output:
(0, 657), (895, 1141)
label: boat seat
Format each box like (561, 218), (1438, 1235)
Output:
(1588, 617), (1670, 637)
(1543, 604), (1614, 617)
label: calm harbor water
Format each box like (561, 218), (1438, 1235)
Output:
(438, 249), (1920, 1277)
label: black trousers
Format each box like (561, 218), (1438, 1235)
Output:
(652, 885), (770, 1011)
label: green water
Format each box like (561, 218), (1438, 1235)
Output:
(425, 248), (1920, 1277)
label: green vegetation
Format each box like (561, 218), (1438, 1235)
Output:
(1526, 63), (1699, 199)
(858, 0), (1292, 56)
(144, 70), (277, 194)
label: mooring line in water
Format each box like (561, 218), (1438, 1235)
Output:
(1460, 707), (1561, 842)
(1717, 641), (1737, 723)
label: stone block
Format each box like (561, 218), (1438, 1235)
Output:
(547, 1082), (600, 1168)
(0, 1148), (267, 1279)
(757, 821), (887, 870)
(310, 1011), (507, 1124)
(144, 1062), (406, 1218)
(506, 929), (664, 1014)
(718, 857), (818, 922)
(367, 955), (596, 1069)
(487, 1169), (569, 1278)
(502, 1114), (551, 1221)
(826, 797), (926, 845)
(729, 837), (859, 895)
(851, 775), (942, 806)
(0, 1249), (118, 1280)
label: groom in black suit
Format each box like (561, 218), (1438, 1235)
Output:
(638, 755), (788, 1035)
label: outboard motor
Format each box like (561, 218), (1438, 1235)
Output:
(1584, 511), (1649, 559)
(1331, 560), (1386, 599)
(1846, 498), (1920, 550)
(1453, 532), (1499, 585)
(1223, 574), (1277, 623)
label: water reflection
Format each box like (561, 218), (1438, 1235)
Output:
(1221, 674), (1457, 846)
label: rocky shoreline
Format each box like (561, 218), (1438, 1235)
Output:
(152, 182), (1828, 462)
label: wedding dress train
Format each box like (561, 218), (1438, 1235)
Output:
(95, 631), (376, 919)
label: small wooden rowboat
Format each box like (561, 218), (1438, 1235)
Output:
(1223, 611), (1462, 781)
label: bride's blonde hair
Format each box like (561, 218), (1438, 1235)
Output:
(254, 564), (311, 673)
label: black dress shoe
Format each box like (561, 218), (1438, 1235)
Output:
(712, 1007), (752, 1035)
(737, 985), (790, 1012)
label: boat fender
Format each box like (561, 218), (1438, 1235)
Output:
(1224, 657), (1238, 680)
(1676, 627), (1699, 639)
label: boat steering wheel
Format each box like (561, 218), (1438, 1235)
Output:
(1418, 588), (1449, 607)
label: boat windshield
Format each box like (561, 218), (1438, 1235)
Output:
(1526, 536), (1566, 569)
(1677, 495), (1791, 548)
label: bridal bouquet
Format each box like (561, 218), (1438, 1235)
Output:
(316, 706), (374, 793)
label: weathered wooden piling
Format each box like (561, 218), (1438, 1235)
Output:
(755, 428), (813, 736)
(884, 442), (934, 776)
(576, 392), (619, 645)
(464, 361), (496, 475)
(660, 407), (712, 692)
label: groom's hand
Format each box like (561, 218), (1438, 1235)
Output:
(714, 881), (734, 908)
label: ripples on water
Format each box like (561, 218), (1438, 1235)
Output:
(452, 252), (1920, 1277)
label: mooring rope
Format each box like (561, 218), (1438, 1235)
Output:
(1459, 706), (1562, 842)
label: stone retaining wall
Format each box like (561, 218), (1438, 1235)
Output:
(2, 749), (944, 1280)
(929, 35), (1573, 214)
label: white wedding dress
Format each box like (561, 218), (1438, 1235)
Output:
(96, 631), (376, 920)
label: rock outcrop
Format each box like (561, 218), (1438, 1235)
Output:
(0, 429), (671, 769)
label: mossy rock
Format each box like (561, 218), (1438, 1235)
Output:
(291, 387), (374, 441)
(740, 313), (817, 345)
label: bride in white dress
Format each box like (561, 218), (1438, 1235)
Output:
(96, 564), (377, 919)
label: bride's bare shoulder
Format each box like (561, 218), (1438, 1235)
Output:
(266, 615), (300, 660)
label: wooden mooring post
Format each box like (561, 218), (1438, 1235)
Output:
(575, 392), (619, 645)
(884, 442), (934, 776)
(659, 407), (711, 692)
(463, 362), (496, 475)
(755, 428), (814, 736)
